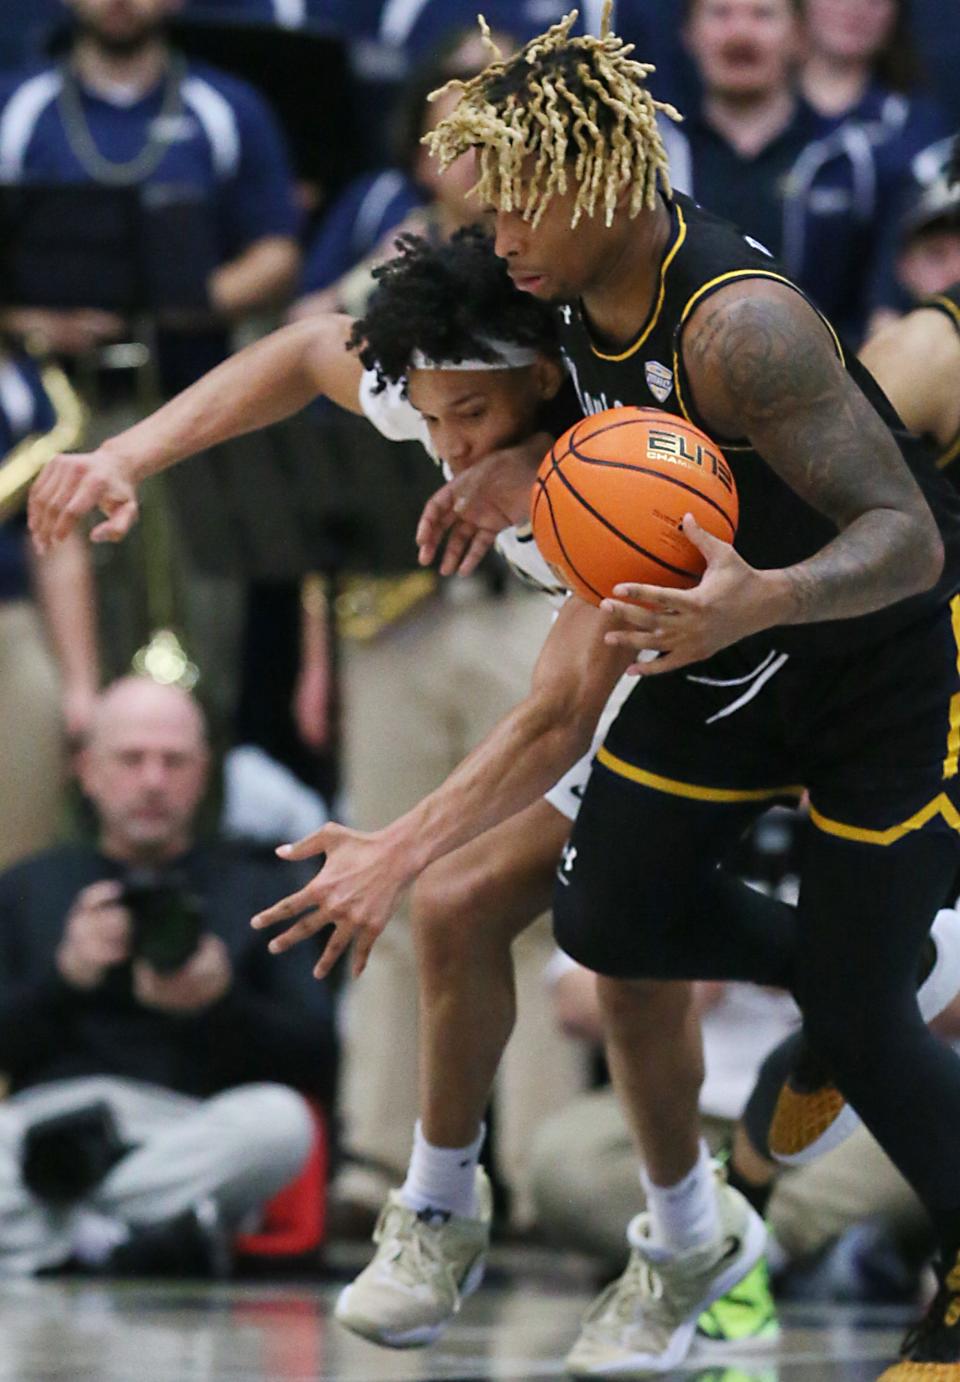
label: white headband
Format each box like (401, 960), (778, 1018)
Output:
(409, 337), (539, 371)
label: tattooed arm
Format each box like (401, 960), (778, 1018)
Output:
(602, 280), (944, 674)
(688, 280), (943, 620)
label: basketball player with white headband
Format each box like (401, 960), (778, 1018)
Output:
(31, 217), (845, 1356)
(24, 220), (673, 1318)
(30, 220), (960, 1375)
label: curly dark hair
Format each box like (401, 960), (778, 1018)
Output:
(349, 225), (560, 391)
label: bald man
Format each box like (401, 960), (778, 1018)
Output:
(0, 677), (337, 1277)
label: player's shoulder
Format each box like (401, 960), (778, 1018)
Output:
(672, 192), (778, 265)
(668, 193), (795, 311)
(681, 273), (821, 362)
(681, 278), (843, 434)
(358, 368), (432, 449)
(867, 304), (960, 374)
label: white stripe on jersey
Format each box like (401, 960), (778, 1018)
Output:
(180, 76), (241, 180)
(0, 71), (63, 179)
(0, 361), (40, 434)
(273, 0), (307, 27)
(379, 0), (432, 45)
(354, 170), (409, 255)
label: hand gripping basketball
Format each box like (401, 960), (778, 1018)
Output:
(602, 513), (779, 676)
(531, 407), (738, 606)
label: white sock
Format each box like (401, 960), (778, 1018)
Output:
(639, 1141), (720, 1254)
(399, 1121), (485, 1220)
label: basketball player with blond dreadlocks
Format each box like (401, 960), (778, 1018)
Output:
(223, 8), (960, 1377)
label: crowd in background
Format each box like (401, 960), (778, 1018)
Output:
(0, 0), (960, 1292)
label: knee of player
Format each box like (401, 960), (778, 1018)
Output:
(412, 860), (489, 946)
(412, 862), (458, 931)
(596, 973), (695, 1028)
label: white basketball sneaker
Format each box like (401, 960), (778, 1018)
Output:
(334, 1168), (492, 1348)
(566, 1170), (767, 1378)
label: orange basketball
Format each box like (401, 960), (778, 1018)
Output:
(530, 406), (739, 606)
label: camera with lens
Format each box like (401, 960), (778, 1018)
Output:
(21, 1101), (129, 1205)
(121, 867), (204, 973)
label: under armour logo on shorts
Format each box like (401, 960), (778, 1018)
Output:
(557, 843), (578, 885)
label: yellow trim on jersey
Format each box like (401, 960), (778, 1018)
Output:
(808, 793), (960, 846)
(942, 594), (960, 778)
(595, 746), (803, 803)
(671, 270), (845, 436)
(936, 431), (960, 472)
(678, 269), (846, 365)
(927, 293), (960, 336)
(589, 205), (688, 363)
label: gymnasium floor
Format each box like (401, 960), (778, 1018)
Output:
(0, 1245), (913, 1381)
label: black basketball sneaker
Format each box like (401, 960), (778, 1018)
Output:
(877, 1246), (960, 1378)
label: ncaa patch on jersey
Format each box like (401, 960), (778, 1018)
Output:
(645, 360), (674, 403)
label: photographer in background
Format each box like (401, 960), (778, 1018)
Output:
(0, 675), (337, 1277)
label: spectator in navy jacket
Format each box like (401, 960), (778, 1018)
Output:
(888, 0), (960, 129)
(0, 0), (300, 392)
(662, 0), (905, 341)
(799, 0), (949, 166)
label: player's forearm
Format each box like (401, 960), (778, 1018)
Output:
(382, 696), (594, 879)
(99, 318), (345, 482)
(31, 533), (99, 696)
(761, 506), (944, 626)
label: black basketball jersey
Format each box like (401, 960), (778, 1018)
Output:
(919, 283), (960, 476)
(555, 192), (960, 658)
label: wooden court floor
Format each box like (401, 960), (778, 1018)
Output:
(0, 1246), (918, 1381)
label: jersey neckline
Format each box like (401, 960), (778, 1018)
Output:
(582, 196), (688, 364)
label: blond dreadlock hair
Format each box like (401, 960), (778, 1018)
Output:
(423, 3), (682, 230)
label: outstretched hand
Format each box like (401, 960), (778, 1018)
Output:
(416, 432), (551, 576)
(29, 449), (140, 553)
(601, 514), (777, 674)
(251, 821), (414, 981)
